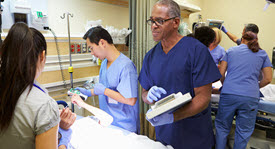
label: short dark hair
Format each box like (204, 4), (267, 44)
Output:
(156, 0), (181, 18)
(186, 33), (194, 38)
(194, 26), (216, 47)
(245, 24), (259, 34)
(83, 26), (113, 45)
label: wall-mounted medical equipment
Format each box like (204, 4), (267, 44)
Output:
(2, 0), (48, 30)
(30, 10), (48, 30)
(264, 0), (275, 11)
(205, 19), (224, 29)
(174, 0), (201, 12)
(192, 15), (224, 33)
(146, 92), (192, 119)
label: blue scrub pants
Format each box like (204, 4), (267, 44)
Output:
(215, 94), (259, 149)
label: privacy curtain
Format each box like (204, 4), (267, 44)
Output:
(129, 0), (158, 139)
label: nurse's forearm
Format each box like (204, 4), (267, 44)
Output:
(259, 79), (271, 88)
(219, 61), (227, 84)
(104, 88), (137, 106)
(90, 89), (96, 96)
(226, 32), (238, 43)
(35, 125), (58, 149)
(173, 83), (212, 122)
(141, 88), (153, 105)
(259, 67), (272, 88)
(220, 76), (225, 84)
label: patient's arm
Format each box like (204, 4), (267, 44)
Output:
(59, 108), (76, 130)
(71, 94), (113, 127)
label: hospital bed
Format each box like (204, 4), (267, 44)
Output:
(66, 116), (173, 149)
(55, 101), (173, 149)
(211, 83), (275, 148)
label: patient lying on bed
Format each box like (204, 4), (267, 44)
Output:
(67, 94), (173, 149)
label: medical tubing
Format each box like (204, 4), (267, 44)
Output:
(48, 28), (68, 89)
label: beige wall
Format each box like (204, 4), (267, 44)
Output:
(37, 1), (130, 88)
(47, 0), (129, 35)
(183, 0), (203, 31)
(199, 0), (275, 59)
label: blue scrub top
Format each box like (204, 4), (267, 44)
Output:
(209, 45), (226, 65)
(221, 44), (273, 98)
(139, 37), (221, 149)
(98, 53), (139, 133)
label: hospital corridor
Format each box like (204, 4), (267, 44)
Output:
(0, 0), (275, 149)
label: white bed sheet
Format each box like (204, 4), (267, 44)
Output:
(211, 83), (275, 102)
(260, 84), (275, 102)
(69, 117), (173, 149)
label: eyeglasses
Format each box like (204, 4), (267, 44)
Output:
(146, 16), (178, 26)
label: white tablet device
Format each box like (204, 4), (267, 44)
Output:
(146, 92), (192, 119)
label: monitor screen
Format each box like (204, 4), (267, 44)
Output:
(209, 22), (222, 29)
(13, 13), (27, 24)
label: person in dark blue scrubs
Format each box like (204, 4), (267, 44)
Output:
(138, 0), (221, 149)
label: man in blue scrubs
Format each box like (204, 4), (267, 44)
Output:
(139, 0), (221, 148)
(76, 26), (139, 133)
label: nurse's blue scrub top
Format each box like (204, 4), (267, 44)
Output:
(98, 53), (139, 133)
(139, 37), (221, 149)
(221, 44), (273, 98)
(209, 45), (226, 65)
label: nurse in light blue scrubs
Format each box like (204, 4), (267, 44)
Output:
(215, 31), (273, 149)
(209, 27), (226, 67)
(76, 26), (139, 133)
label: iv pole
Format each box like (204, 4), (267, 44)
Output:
(61, 12), (74, 112)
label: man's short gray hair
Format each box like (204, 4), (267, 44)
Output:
(156, 0), (181, 18)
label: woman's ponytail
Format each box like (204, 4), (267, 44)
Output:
(242, 31), (261, 52)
